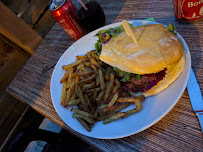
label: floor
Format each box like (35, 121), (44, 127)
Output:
(3, 107), (97, 152)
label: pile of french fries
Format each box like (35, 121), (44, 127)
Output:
(60, 50), (145, 132)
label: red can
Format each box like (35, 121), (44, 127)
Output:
(50, 0), (87, 40)
(173, 0), (203, 21)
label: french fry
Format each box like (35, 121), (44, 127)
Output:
(76, 55), (87, 59)
(86, 93), (93, 98)
(66, 68), (74, 89)
(90, 105), (96, 115)
(96, 113), (113, 121)
(112, 85), (120, 94)
(65, 80), (76, 106)
(76, 84), (89, 111)
(84, 87), (101, 94)
(80, 58), (88, 62)
(107, 103), (130, 114)
(103, 112), (126, 124)
(62, 60), (82, 70)
(93, 89), (97, 103)
(77, 63), (85, 70)
(78, 73), (96, 85)
(95, 55), (100, 61)
(90, 58), (106, 73)
(98, 69), (105, 90)
(134, 98), (143, 110)
(122, 100), (142, 118)
(97, 104), (120, 115)
(82, 83), (96, 91)
(61, 80), (68, 106)
(98, 104), (108, 109)
(113, 78), (121, 93)
(77, 119), (91, 132)
(85, 95), (91, 112)
(107, 92), (119, 107)
(90, 50), (100, 60)
(117, 97), (143, 103)
(96, 90), (105, 102)
(64, 88), (71, 106)
(83, 62), (92, 67)
(90, 50), (97, 59)
(91, 65), (100, 87)
(77, 102), (83, 110)
(115, 78), (121, 87)
(105, 93), (113, 103)
(137, 95), (145, 102)
(60, 69), (71, 84)
(105, 67), (112, 80)
(96, 103), (129, 121)
(104, 73), (115, 101)
(73, 70), (94, 76)
(79, 75), (86, 80)
(71, 108), (94, 118)
(70, 92), (76, 100)
(128, 91), (145, 102)
(89, 95), (94, 103)
(68, 99), (80, 106)
(87, 53), (106, 73)
(120, 91), (129, 97)
(73, 113), (94, 124)
(76, 56), (79, 61)
(75, 75), (79, 84)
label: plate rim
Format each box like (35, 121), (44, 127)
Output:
(50, 20), (191, 139)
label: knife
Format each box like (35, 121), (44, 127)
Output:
(42, 61), (57, 73)
(187, 69), (203, 133)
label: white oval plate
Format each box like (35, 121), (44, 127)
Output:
(50, 20), (191, 139)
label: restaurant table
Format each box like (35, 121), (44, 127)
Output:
(8, 0), (203, 151)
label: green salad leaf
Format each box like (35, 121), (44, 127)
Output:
(94, 23), (133, 55)
(113, 67), (141, 82)
(167, 23), (177, 35)
(95, 40), (102, 53)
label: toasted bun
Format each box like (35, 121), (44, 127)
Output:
(143, 56), (185, 97)
(99, 24), (183, 74)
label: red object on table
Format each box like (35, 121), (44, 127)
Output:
(173, 0), (203, 21)
(50, 0), (87, 41)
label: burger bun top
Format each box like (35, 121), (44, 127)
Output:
(99, 24), (184, 74)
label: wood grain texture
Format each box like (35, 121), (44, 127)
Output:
(0, 93), (28, 148)
(1, 0), (29, 15)
(0, 2), (42, 54)
(20, 0), (50, 25)
(0, 38), (15, 70)
(34, 9), (56, 38)
(0, 49), (29, 96)
(8, 0), (203, 151)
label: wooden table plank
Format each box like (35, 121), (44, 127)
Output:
(0, 2), (42, 54)
(8, 0), (203, 151)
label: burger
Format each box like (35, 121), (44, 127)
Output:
(96, 23), (185, 97)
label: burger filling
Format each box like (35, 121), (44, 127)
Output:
(122, 69), (166, 93)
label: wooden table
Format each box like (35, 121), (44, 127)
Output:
(8, 0), (203, 151)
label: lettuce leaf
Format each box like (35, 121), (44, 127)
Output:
(113, 67), (141, 82)
(167, 23), (177, 35)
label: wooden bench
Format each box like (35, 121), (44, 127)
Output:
(0, 0), (56, 150)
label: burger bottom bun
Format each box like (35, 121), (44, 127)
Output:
(143, 56), (185, 97)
